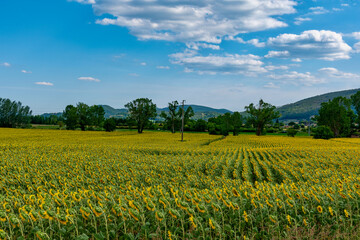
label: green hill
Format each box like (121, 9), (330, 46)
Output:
(277, 88), (360, 121)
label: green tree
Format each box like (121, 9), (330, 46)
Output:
(351, 91), (360, 125)
(104, 118), (117, 132)
(231, 112), (243, 136)
(125, 98), (157, 133)
(313, 126), (334, 139)
(63, 105), (78, 130)
(160, 101), (180, 133)
(315, 97), (353, 137)
(0, 98), (32, 128)
(245, 99), (280, 136)
(76, 103), (90, 131)
(89, 105), (105, 127)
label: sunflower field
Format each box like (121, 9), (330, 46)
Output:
(0, 128), (360, 239)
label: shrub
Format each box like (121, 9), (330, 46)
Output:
(104, 118), (117, 132)
(287, 128), (297, 137)
(313, 126), (334, 140)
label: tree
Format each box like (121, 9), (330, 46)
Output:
(160, 101), (180, 133)
(63, 105), (78, 130)
(231, 112), (243, 136)
(0, 98), (32, 128)
(125, 98), (157, 133)
(315, 97), (353, 137)
(89, 105), (105, 127)
(351, 91), (360, 126)
(104, 118), (117, 132)
(76, 103), (90, 131)
(245, 99), (280, 136)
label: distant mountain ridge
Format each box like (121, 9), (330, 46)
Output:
(277, 88), (360, 120)
(39, 88), (360, 121)
(101, 104), (233, 120)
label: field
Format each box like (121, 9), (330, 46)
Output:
(0, 129), (360, 239)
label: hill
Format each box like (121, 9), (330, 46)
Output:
(100, 104), (233, 120)
(277, 88), (360, 121)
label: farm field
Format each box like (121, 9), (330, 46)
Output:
(0, 129), (360, 239)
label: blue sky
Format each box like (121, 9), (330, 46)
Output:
(1, 0), (360, 114)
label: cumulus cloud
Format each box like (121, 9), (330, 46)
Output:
(21, 70), (32, 74)
(226, 36), (265, 47)
(267, 30), (352, 61)
(156, 66), (170, 69)
(170, 50), (266, 75)
(78, 77), (100, 82)
(35, 82), (54, 86)
(268, 71), (324, 86)
(90, 0), (296, 43)
(1, 62), (11, 67)
(318, 67), (360, 78)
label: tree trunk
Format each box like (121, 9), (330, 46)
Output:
(256, 126), (262, 136)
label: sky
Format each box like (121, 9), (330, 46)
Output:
(0, 0), (360, 114)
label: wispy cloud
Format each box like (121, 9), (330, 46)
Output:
(35, 82), (54, 86)
(170, 50), (266, 76)
(318, 67), (360, 78)
(78, 77), (100, 82)
(140, 62), (147, 66)
(294, 17), (311, 25)
(156, 66), (170, 69)
(1, 62), (11, 67)
(309, 6), (329, 15)
(129, 73), (139, 77)
(21, 70), (32, 74)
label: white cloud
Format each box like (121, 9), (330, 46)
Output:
(1, 62), (11, 67)
(140, 62), (147, 66)
(341, 4), (349, 7)
(186, 42), (220, 50)
(156, 66), (170, 69)
(309, 6), (329, 15)
(90, 0), (296, 43)
(170, 50), (266, 75)
(294, 17), (311, 25)
(69, 0), (95, 4)
(264, 82), (280, 88)
(318, 67), (360, 78)
(267, 30), (352, 61)
(354, 42), (360, 53)
(265, 50), (290, 58)
(35, 82), (54, 86)
(268, 71), (324, 86)
(265, 65), (289, 71)
(225, 36), (265, 47)
(129, 73), (139, 77)
(78, 77), (100, 82)
(350, 32), (360, 40)
(291, 58), (302, 62)
(21, 70), (32, 74)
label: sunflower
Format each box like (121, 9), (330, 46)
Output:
(317, 206), (323, 213)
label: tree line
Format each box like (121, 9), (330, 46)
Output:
(3, 91), (360, 139)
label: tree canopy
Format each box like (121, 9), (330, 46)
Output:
(245, 99), (280, 136)
(315, 96), (353, 137)
(125, 98), (157, 133)
(63, 103), (105, 130)
(0, 98), (32, 128)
